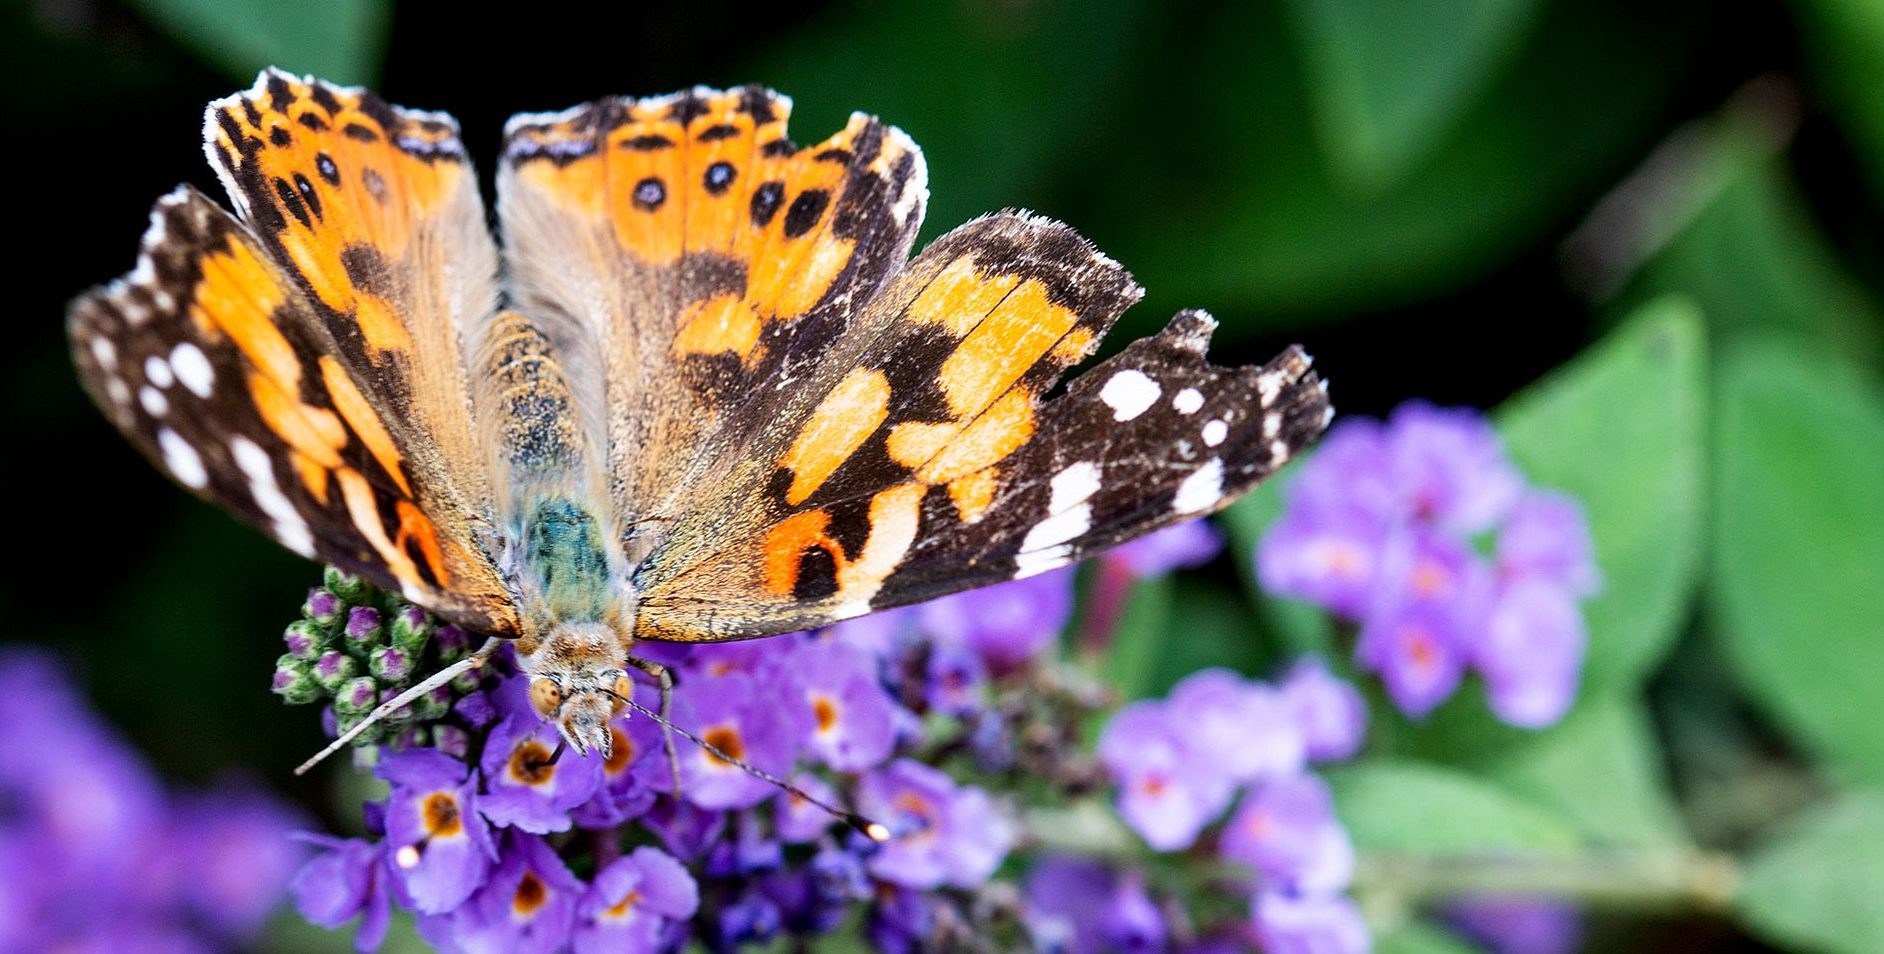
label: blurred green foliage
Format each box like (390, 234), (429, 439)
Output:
(10, 0), (1884, 950)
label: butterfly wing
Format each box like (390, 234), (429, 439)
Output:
(70, 71), (521, 635)
(626, 210), (1331, 640)
(497, 86), (928, 559)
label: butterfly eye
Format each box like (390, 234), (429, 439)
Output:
(529, 677), (563, 717)
(610, 674), (633, 713)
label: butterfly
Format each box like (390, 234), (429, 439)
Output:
(68, 69), (1332, 764)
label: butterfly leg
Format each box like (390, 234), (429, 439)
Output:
(627, 656), (683, 793)
(295, 636), (506, 775)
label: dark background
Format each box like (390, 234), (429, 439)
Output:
(4, 7), (1881, 948)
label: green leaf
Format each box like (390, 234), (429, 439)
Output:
(1791, 0), (1884, 207)
(1329, 760), (1582, 855)
(128, 0), (389, 85)
(1496, 296), (1708, 692)
(1606, 105), (1884, 368)
(1475, 698), (1687, 847)
(1375, 922), (1484, 954)
(1738, 790), (1884, 954)
(1713, 340), (1884, 782)
(1282, 0), (1545, 189)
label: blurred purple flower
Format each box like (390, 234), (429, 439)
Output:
(868, 886), (935, 954)
(1168, 668), (1305, 783)
(1099, 701), (1235, 850)
(1251, 891), (1371, 954)
(855, 759), (1015, 889)
(378, 748), (495, 913)
(572, 846), (699, 954)
(1279, 659), (1367, 762)
(1497, 492), (1600, 596)
(925, 640), (989, 716)
(1024, 856), (1112, 954)
(1220, 774), (1354, 896)
(1447, 897), (1585, 954)
(918, 568), (1074, 671)
(478, 676), (606, 833)
(1256, 401), (1596, 730)
(0, 650), (303, 952)
(775, 772), (845, 844)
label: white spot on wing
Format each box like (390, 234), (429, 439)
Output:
(1018, 461), (1103, 569)
(171, 343), (214, 398)
(90, 338), (118, 371)
(1203, 419), (1228, 447)
(231, 436), (316, 557)
(144, 356), (174, 389)
(104, 378), (130, 405)
(139, 386), (168, 417)
(158, 428), (207, 488)
(1100, 369), (1161, 422)
(1173, 387), (1204, 414)
(1173, 458), (1224, 514)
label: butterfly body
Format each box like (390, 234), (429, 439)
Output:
(70, 71), (1333, 757)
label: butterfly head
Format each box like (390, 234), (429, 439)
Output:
(522, 622), (633, 759)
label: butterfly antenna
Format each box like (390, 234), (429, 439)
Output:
(606, 688), (890, 842)
(294, 637), (504, 776)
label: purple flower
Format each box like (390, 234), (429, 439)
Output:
(1497, 492), (1600, 596)
(170, 784), (309, 937)
(669, 672), (803, 810)
(291, 835), (393, 952)
(640, 798), (728, 861)
(1026, 858), (1169, 954)
(1257, 504), (1390, 620)
(1477, 578), (1586, 728)
(1099, 702), (1235, 851)
(572, 846), (698, 954)
(478, 676), (605, 832)
(1251, 891), (1371, 954)
(868, 887), (935, 954)
(795, 640), (897, 771)
(424, 831), (582, 953)
(1257, 401), (1595, 729)
(1167, 669), (1305, 783)
(1102, 701), (1237, 850)
(1105, 519), (1224, 578)
(378, 749), (494, 913)
(775, 773), (845, 844)
(918, 568), (1074, 671)
(925, 639), (989, 716)
(1384, 401), (1523, 533)
(1447, 896), (1585, 954)
(855, 759), (1015, 889)
(1356, 601), (1466, 719)
(1279, 659), (1368, 762)
(1221, 774), (1354, 895)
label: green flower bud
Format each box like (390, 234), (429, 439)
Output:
(270, 654), (323, 704)
(323, 565), (368, 603)
(313, 650), (359, 693)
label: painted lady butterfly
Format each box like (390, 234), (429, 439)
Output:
(69, 70), (1331, 762)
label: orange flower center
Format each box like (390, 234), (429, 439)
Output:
(813, 695), (839, 733)
(605, 888), (644, 919)
(421, 792), (461, 837)
(509, 740), (557, 785)
(513, 872), (547, 915)
(703, 726), (745, 766)
(604, 726), (635, 774)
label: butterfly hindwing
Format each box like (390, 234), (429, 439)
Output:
(628, 212), (1331, 640)
(70, 188), (520, 635)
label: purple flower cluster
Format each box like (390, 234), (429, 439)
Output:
(1258, 402), (1599, 727)
(1073, 660), (1371, 952)
(0, 649), (305, 952)
(291, 567), (1084, 951)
